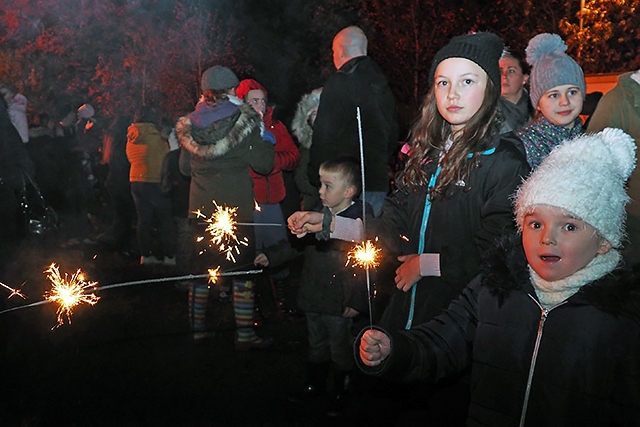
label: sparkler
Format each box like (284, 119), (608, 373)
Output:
(356, 106), (376, 328)
(194, 202), (249, 262)
(346, 239), (382, 270)
(95, 268), (262, 291)
(0, 267), (264, 326)
(0, 281), (26, 299)
(44, 263), (100, 328)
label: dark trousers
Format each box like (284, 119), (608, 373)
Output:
(130, 182), (175, 257)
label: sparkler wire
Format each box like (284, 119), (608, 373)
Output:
(356, 106), (374, 329)
(95, 270), (264, 291)
(0, 269), (264, 316)
(199, 222), (282, 227)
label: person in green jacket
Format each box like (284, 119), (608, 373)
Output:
(176, 66), (275, 348)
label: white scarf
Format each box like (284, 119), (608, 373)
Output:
(529, 250), (621, 309)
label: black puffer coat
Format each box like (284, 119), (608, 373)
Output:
(358, 235), (640, 427)
(375, 133), (529, 330)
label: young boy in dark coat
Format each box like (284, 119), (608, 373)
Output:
(255, 154), (372, 414)
(358, 128), (640, 427)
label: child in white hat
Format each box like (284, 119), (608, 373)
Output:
(357, 128), (640, 426)
(517, 33), (586, 168)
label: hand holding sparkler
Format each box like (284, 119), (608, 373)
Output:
(359, 328), (391, 367)
(287, 211), (324, 238)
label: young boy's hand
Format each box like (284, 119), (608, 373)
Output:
(254, 253), (269, 267)
(395, 254), (422, 292)
(360, 329), (391, 367)
(342, 307), (360, 318)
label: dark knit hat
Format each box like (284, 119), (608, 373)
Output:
(236, 79), (268, 101)
(201, 66), (240, 92)
(429, 32), (504, 90)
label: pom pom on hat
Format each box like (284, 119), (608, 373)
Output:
(515, 128), (637, 248)
(77, 103), (95, 119)
(429, 32), (504, 91)
(526, 33), (586, 108)
(201, 66), (240, 92)
(236, 79), (268, 101)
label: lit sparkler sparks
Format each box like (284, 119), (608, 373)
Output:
(0, 281), (26, 299)
(44, 263), (100, 328)
(346, 239), (382, 270)
(194, 202), (248, 262)
(208, 267), (220, 284)
(347, 236), (382, 330)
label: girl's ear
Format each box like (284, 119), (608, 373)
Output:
(597, 239), (612, 255)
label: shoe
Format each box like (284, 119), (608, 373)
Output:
(140, 255), (163, 265)
(234, 336), (273, 352)
(192, 330), (216, 343)
(163, 256), (176, 266)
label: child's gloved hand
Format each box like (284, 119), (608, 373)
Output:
(262, 130), (276, 145)
(254, 253), (269, 267)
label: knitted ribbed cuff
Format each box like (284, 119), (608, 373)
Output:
(315, 207), (333, 241)
(419, 253), (441, 277)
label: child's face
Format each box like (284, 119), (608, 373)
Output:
(522, 205), (611, 282)
(434, 57), (488, 134)
(318, 169), (353, 212)
(536, 85), (583, 128)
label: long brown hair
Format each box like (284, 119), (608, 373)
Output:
(401, 78), (500, 196)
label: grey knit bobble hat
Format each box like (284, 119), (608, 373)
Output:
(201, 66), (240, 92)
(515, 128), (636, 248)
(526, 33), (586, 108)
(429, 32), (504, 91)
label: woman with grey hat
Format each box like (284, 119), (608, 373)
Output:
(176, 65), (275, 350)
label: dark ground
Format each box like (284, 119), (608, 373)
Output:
(0, 212), (398, 427)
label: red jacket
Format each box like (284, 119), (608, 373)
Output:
(251, 107), (299, 203)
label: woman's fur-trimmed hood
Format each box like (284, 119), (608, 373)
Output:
(176, 102), (261, 159)
(481, 234), (640, 322)
(291, 88), (322, 149)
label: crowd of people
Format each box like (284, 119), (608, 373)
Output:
(1, 24), (639, 426)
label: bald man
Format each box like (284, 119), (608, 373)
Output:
(308, 26), (398, 216)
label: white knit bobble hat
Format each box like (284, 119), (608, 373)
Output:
(515, 128), (637, 248)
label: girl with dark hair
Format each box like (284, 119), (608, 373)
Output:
(287, 32), (530, 423)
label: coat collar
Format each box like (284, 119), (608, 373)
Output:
(481, 234), (640, 321)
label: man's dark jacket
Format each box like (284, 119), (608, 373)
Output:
(309, 56), (398, 192)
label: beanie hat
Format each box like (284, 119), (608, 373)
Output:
(77, 103), (94, 119)
(236, 79), (268, 101)
(201, 66), (239, 92)
(429, 32), (504, 90)
(515, 128), (636, 248)
(526, 33), (586, 108)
